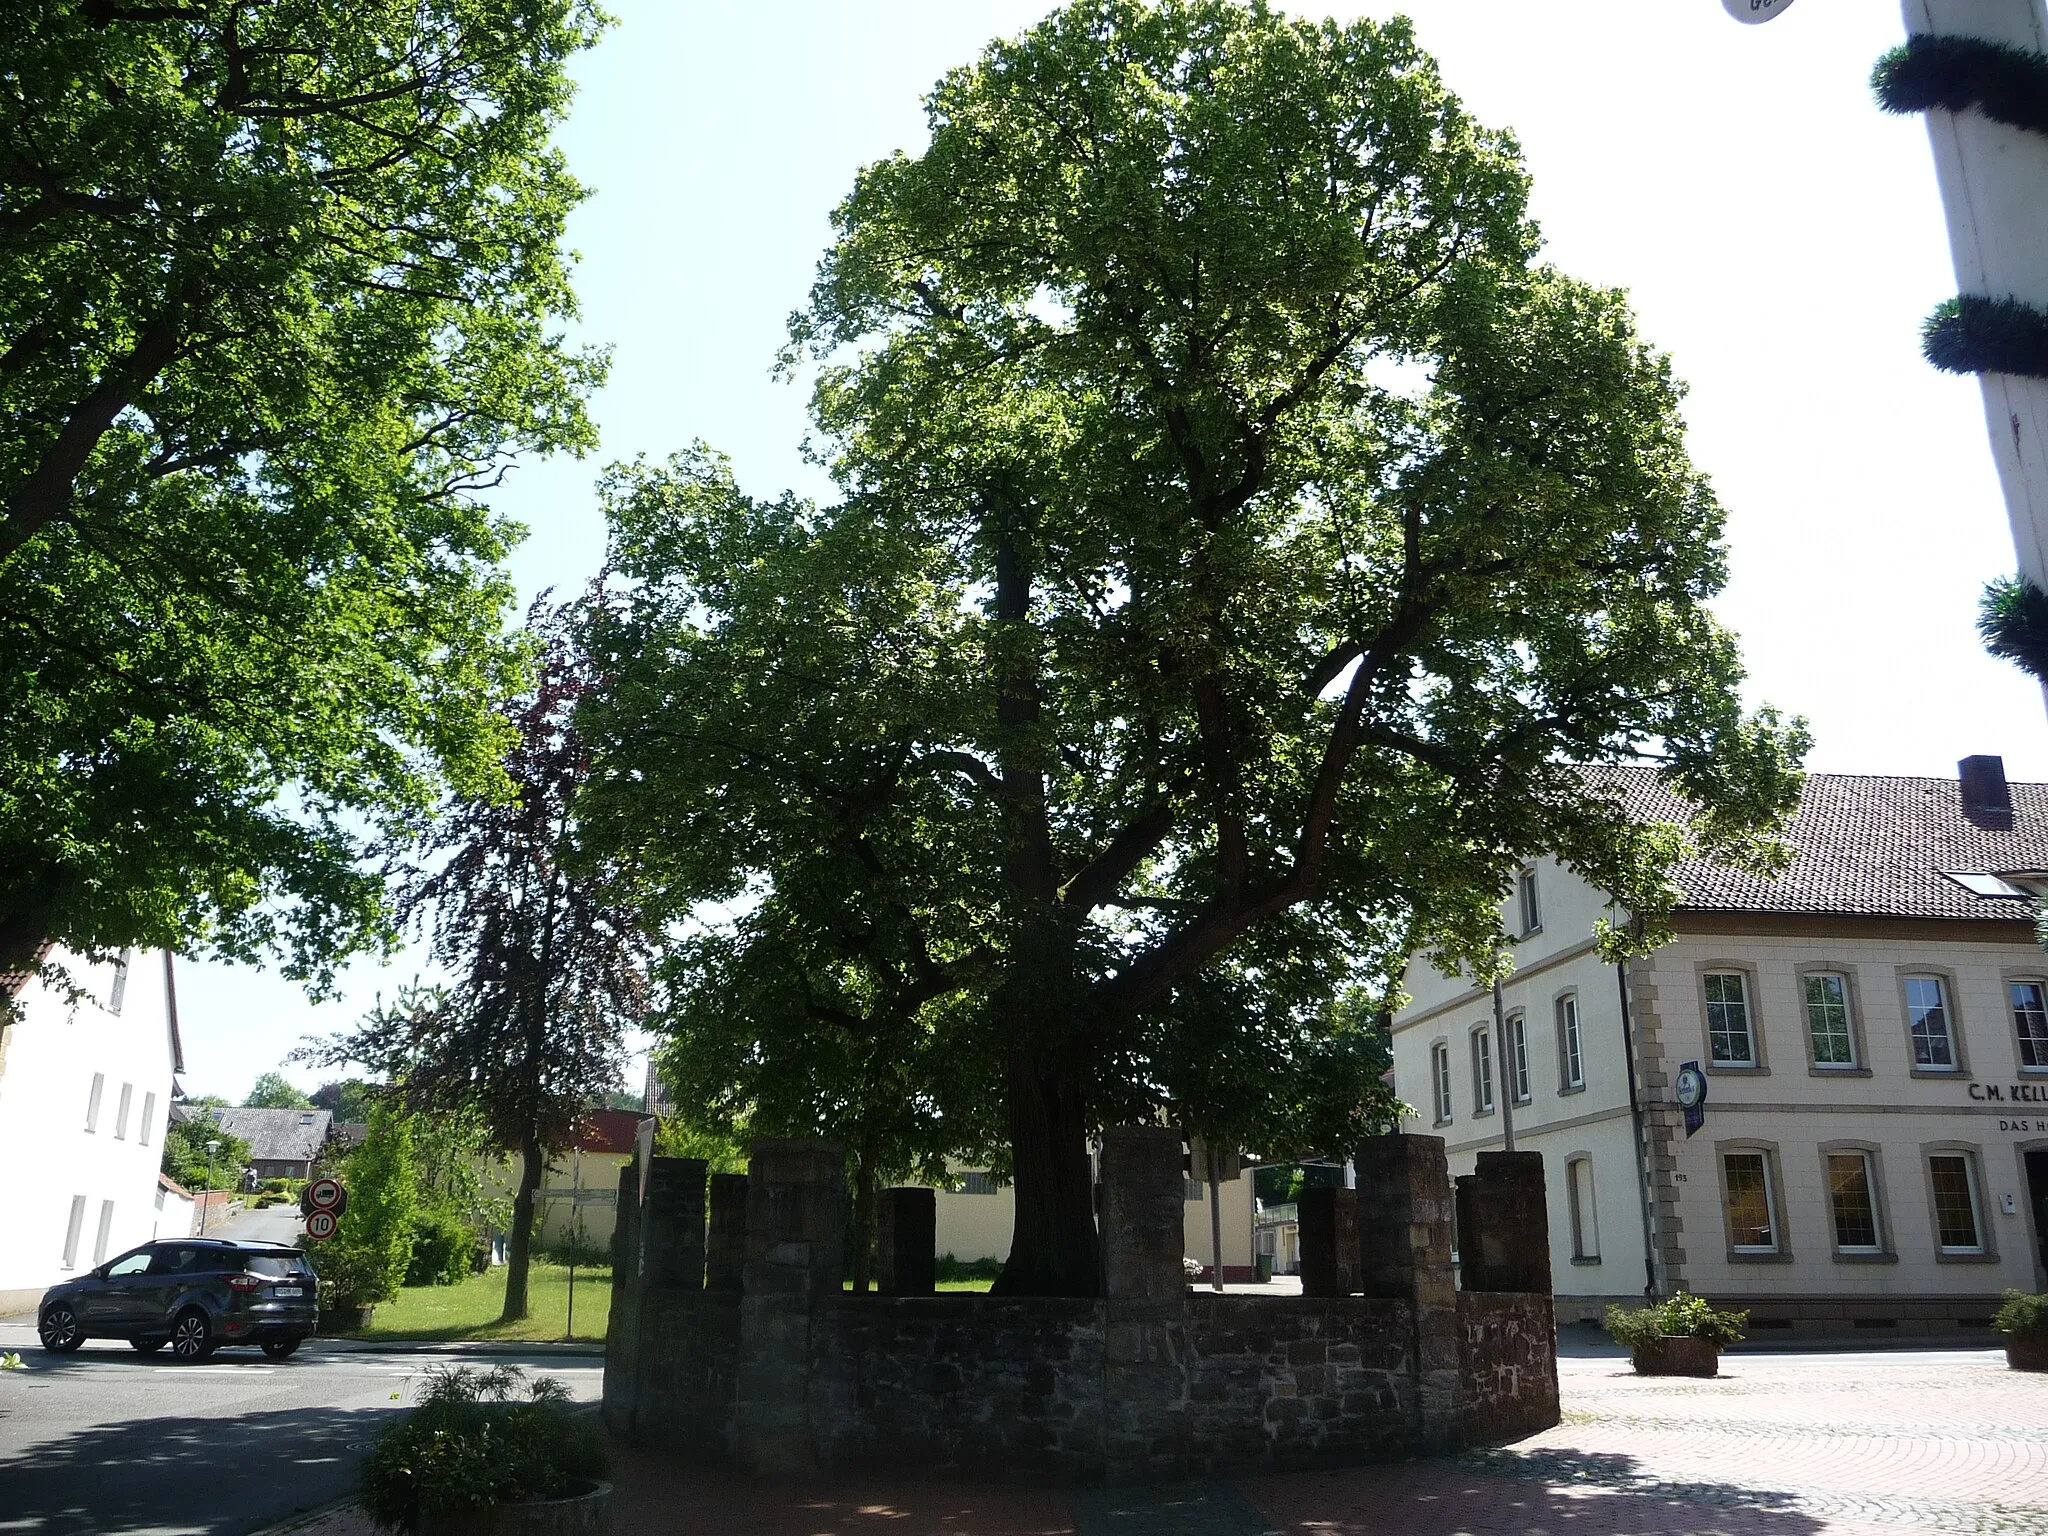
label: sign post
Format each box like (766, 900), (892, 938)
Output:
(300, 1176), (348, 1240)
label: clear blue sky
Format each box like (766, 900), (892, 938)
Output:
(173, 0), (2048, 1102)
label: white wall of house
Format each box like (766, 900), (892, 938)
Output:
(152, 1177), (196, 1241)
(931, 1162), (1258, 1276)
(0, 949), (178, 1315)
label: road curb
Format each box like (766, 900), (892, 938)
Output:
(305, 1338), (606, 1357)
(246, 1495), (359, 1535)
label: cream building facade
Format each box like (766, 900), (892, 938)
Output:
(1393, 759), (2048, 1339)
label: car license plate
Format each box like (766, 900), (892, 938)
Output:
(274, 1286), (303, 1297)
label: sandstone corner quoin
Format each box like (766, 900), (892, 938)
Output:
(601, 1129), (1559, 1483)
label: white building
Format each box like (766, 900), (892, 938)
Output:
(931, 1157), (1259, 1282)
(0, 948), (184, 1316)
(1393, 758), (2048, 1341)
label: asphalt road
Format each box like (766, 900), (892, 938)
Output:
(0, 1331), (602, 1536)
(205, 1204), (305, 1247)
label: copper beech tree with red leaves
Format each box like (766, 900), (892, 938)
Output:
(301, 596), (648, 1322)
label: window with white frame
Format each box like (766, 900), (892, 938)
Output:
(1518, 868), (1541, 936)
(1507, 1012), (1531, 1103)
(114, 1082), (133, 1140)
(1431, 1042), (1453, 1124)
(1905, 975), (1957, 1070)
(1722, 1150), (1778, 1252)
(92, 1200), (115, 1266)
(1826, 1151), (1881, 1253)
(1704, 972), (1756, 1066)
(2011, 981), (2048, 1070)
(1471, 1028), (1495, 1114)
(139, 1091), (156, 1147)
(109, 949), (131, 1015)
(60, 1195), (86, 1268)
(84, 1072), (104, 1132)
(1556, 995), (1584, 1090)
(1804, 974), (1856, 1067)
(1567, 1156), (1599, 1261)
(1928, 1153), (1984, 1252)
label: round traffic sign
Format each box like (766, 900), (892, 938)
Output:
(306, 1177), (344, 1213)
(305, 1209), (339, 1241)
(1721, 0), (1797, 22)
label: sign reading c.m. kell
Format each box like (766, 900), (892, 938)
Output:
(1969, 1081), (2048, 1103)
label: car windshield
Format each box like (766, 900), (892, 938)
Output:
(243, 1255), (312, 1278)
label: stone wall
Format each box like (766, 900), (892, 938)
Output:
(1457, 1291), (1560, 1443)
(603, 1130), (1560, 1484)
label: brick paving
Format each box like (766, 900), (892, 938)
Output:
(271, 1347), (2047, 1535)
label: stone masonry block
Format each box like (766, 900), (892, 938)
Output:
(1100, 1126), (1187, 1303)
(878, 1186), (937, 1295)
(642, 1156), (707, 1290)
(1297, 1186), (1360, 1297)
(707, 1172), (748, 1292)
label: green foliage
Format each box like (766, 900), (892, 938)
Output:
(0, 0), (607, 981)
(1995, 1289), (2048, 1339)
(652, 1117), (745, 1173)
(1979, 576), (2048, 685)
(935, 1254), (1006, 1284)
(1874, 34), (2048, 140)
(243, 1073), (312, 1110)
(1920, 295), (2048, 381)
(405, 1209), (488, 1288)
(581, 0), (1806, 1292)
(311, 1079), (376, 1125)
(161, 1114), (251, 1191)
(320, 1102), (419, 1309)
(358, 1364), (607, 1534)
(1605, 1293), (1748, 1348)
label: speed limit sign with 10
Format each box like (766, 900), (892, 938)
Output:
(305, 1209), (339, 1241)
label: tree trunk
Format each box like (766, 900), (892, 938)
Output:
(992, 1035), (1101, 1296)
(851, 1145), (876, 1294)
(501, 1129), (542, 1322)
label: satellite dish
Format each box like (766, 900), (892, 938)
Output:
(1722, 0), (1797, 20)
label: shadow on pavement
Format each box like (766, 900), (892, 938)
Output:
(1243, 1449), (1835, 1536)
(0, 1404), (394, 1536)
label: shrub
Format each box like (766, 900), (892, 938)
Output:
(1605, 1293), (1748, 1349)
(934, 1253), (1004, 1284)
(405, 1208), (486, 1288)
(1995, 1289), (2048, 1338)
(305, 1240), (396, 1320)
(358, 1364), (608, 1533)
(534, 1236), (609, 1271)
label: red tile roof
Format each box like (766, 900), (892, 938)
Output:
(571, 1108), (655, 1155)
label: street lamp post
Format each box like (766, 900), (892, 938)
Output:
(202, 1138), (222, 1234)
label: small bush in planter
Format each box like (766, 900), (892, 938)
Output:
(1605, 1293), (1748, 1349)
(359, 1364), (608, 1534)
(1994, 1289), (2048, 1338)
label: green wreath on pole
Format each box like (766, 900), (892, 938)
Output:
(1877, 33), (2048, 683)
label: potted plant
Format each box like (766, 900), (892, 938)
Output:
(1995, 1289), (2048, 1371)
(1605, 1293), (1748, 1377)
(360, 1364), (611, 1534)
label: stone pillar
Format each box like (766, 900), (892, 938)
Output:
(706, 1172), (748, 1292)
(1296, 1185), (1360, 1297)
(641, 1156), (707, 1290)
(1354, 1133), (1461, 1453)
(1455, 1152), (1551, 1295)
(600, 1158), (643, 1436)
(876, 1187), (936, 1295)
(735, 1140), (845, 1478)
(1098, 1126), (1189, 1482)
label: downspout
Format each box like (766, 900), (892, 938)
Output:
(1492, 977), (1515, 1152)
(1615, 958), (1660, 1302)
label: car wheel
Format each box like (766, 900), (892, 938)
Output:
(131, 1337), (166, 1354)
(169, 1308), (215, 1362)
(38, 1305), (83, 1353)
(259, 1336), (301, 1360)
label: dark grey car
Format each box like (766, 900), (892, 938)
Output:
(36, 1238), (319, 1361)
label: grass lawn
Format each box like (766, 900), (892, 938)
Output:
(343, 1260), (612, 1343)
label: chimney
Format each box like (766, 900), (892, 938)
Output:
(1959, 755), (2012, 825)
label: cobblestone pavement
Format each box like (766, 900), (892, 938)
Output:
(259, 1348), (2048, 1535)
(1247, 1348), (2048, 1536)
